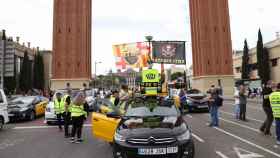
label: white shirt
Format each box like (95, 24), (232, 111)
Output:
(234, 90), (240, 104)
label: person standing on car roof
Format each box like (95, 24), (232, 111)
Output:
(63, 89), (72, 138)
(260, 80), (274, 135)
(70, 92), (87, 143)
(269, 83), (280, 145)
(54, 92), (65, 131)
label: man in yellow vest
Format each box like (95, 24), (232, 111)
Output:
(269, 83), (280, 145)
(142, 68), (160, 95)
(54, 92), (64, 131)
(70, 92), (87, 143)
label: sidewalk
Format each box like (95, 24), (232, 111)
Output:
(223, 96), (263, 104)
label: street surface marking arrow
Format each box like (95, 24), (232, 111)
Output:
(234, 147), (264, 158)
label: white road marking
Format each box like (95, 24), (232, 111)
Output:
(13, 124), (92, 130)
(219, 118), (261, 133)
(234, 147), (264, 158)
(220, 110), (264, 123)
(186, 114), (193, 118)
(191, 133), (205, 143)
(216, 151), (230, 158)
(0, 139), (25, 150)
(214, 127), (280, 158)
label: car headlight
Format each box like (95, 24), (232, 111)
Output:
(20, 107), (29, 112)
(177, 130), (191, 141)
(187, 100), (193, 104)
(114, 132), (125, 142)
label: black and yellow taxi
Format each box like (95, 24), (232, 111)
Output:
(8, 96), (48, 121)
(92, 96), (195, 158)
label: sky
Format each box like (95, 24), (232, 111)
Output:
(1, 0), (280, 75)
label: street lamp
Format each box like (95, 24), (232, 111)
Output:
(145, 35), (153, 65)
(94, 61), (102, 88)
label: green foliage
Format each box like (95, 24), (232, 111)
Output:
(19, 51), (32, 93)
(262, 47), (271, 84)
(256, 29), (264, 84)
(171, 72), (184, 81)
(33, 52), (45, 90)
(241, 39), (250, 79)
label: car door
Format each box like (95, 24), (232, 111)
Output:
(33, 97), (43, 116)
(92, 112), (120, 143)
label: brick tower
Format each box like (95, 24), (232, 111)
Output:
(51, 0), (92, 90)
(189, 0), (234, 95)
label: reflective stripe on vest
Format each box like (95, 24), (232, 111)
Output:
(71, 104), (86, 117)
(269, 92), (280, 118)
(54, 99), (65, 114)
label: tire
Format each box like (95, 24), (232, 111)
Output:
(187, 141), (195, 158)
(29, 111), (36, 121)
(0, 117), (4, 130)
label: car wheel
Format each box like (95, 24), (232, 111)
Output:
(0, 117), (4, 130)
(187, 141), (195, 158)
(29, 111), (36, 121)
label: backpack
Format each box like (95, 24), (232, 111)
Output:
(216, 96), (224, 107)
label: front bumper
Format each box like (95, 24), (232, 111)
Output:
(44, 112), (60, 123)
(187, 103), (209, 111)
(8, 110), (30, 121)
(113, 139), (194, 158)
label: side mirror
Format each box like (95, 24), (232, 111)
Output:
(107, 112), (121, 119)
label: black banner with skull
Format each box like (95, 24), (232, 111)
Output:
(152, 41), (186, 65)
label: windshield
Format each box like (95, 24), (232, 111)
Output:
(187, 89), (202, 94)
(10, 97), (35, 104)
(125, 98), (179, 117)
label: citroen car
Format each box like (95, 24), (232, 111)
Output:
(92, 96), (195, 158)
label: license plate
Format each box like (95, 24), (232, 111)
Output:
(138, 147), (178, 155)
(198, 105), (208, 108)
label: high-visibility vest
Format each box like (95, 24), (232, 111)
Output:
(142, 69), (160, 95)
(71, 104), (87, 117)
(110, 96), (116, 105)
(54, 99), (65, 114)
(269, 91), (280, 118)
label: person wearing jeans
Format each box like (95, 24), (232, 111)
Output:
(239, 85), (247, 121)
(269, 83), (280, 145)
(208, 89), (220, 127)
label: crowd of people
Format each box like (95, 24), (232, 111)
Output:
(206, 81), (280, 145)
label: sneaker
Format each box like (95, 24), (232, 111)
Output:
(75, 139), (83, 144)
(70, 137), (75, 143)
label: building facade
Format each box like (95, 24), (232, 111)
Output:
(0, 30), (36, 93)
(189, 0), (234, 95)
(52, 0), (92, 90)
(233, 36), (280, 84)
(41, 50), (52, 89)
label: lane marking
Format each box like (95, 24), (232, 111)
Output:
(191, 133), (205, 143)
(219, 117), (261, 133)
(13, 124), (92, 130)
(216, 151), (230, 158)
(214, 127), (280, 158)
(234, 147), (264, 158)
(220, 110), (264, 123)
(186, 114), (193, 118)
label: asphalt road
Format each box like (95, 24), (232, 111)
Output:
(1, 100), (280, 158)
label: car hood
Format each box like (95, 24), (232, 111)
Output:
(187, 94), (207, 100)
(119, 116), (187, 138)
(8, 103), (29, 109)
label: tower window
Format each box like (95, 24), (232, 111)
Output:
(68, 28), (71, 33)
(271, 58), (278, 67)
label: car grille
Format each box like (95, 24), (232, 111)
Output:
(127, 137), (176, 145)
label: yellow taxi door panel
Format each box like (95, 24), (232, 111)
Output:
(92, 112), (120, 143)
(35, 103), (41, 116)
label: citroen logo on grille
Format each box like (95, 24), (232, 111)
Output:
(148, 136), (156, 144)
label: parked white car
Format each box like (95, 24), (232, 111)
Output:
(0, 89), (9, 130)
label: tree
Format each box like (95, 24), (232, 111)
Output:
(262, 47), (271, 84)
(19, 51), (32, 93)
(256, 29), (264, 84)
(171, 72), (184, 81)
(33, 52), (45, 90)
(241, 39), (250, 79)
